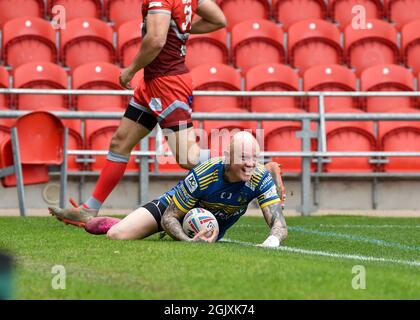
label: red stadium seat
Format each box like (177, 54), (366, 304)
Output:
(186, 28), (229, 70)
(0, 137), (50, 187)
(245, 63), (300, 112)
(329, 0), (384, 30)
(13, 62), (69, 111)
(0, 0), (44, 28)
(86, 120), (139, 172)
(345, 19), (399, 74)
(191, 64), (242, 112)
(303, 64), (358, 112)
(324, 108), (377, 172)
(61, 119), (84, 171)
(401, 19), (420, 76)
(273, 0), (327, 30)
(231, 20), (285, 74)
(60, 18), (115, 69)
(48, 0), (102, 21)
(385, 0), (420, 30)
(361, 64), (415, 112)
(72, 62), (125, 111)
(0, 67), (10, 109)
(118, 19), (142, 68)
(378, 108), (420, 172)
(288, 19), (342, 75)
(217, 0), (270, 31)
(105, 0), (142, 29)
(263, 107), (306, 173)
(2, 17), (57, 68)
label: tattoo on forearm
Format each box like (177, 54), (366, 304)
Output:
(263, 203), (288, 242)
(161, 202), (191, 242)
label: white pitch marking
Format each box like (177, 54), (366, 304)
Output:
(221, 238), (420, 267)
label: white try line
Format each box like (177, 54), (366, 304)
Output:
(235, 224), (420, 229)
(221, 238), (420, 268)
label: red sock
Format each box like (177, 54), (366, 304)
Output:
(90, 159), (128, 203)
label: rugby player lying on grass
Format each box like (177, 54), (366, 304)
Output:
(49, 132), (288, 247)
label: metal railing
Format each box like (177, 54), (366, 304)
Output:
(1, 88), (420, 215)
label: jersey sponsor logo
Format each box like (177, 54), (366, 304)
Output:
(149, 2), (163, 8)
(220, 192), (232, 200)
(263, 185), (278, 200)
(185, 173), (198, 193)
(260, 175), (272, 189)
(245, 180), (256, 191)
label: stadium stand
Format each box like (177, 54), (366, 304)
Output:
(60, 18), (115, 69)
(329, 0), (384, 30)
(13, 62), (69, 111)
(272, 0), (327, 30)
(48, 0), (102, 21)
(185, 28), (229, 70)
(217, 0), (270, 31)
(117, 19), (142, 68)
(245, 63), (300, 112)
(263, 107), (306, 173)
(288, 19), (342, 75)
(378, 108), (420, 172)
(0, 0), (44, 28)
(344, 19), (399, 74)
(72, 62), (126, 111)
(385, 0), (420, 30)
(2, 17), (57, 69)
(360, 64), (415, 112)
(231, 19), (285, 74)
(303, 64), (358, 112)
(149, 136), (188, 173)
(0, 67), (9, 109)
(323, 108), (377, 172)
(401, 19), (420, 76)
(60, 119), (84, 171)
(105, 0), (142, 28)
(191, 63), (243, 112)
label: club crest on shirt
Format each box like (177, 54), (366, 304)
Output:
(185, 173), (198, 193)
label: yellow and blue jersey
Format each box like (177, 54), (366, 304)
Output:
(160, 157), (281, 239)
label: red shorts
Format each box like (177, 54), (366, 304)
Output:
(131, 73), (193, 130)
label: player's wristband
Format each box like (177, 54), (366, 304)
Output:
(262, 235), (280, 248)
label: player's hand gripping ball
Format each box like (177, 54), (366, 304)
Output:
(183, 208), (219, 241)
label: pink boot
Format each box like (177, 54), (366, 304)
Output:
(85, 217), (121, 235)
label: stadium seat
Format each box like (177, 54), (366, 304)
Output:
(344, 19), (399, 74)
(0, 67), (10, 109)
(72, 62), (126, 111)
(2, 17), (57, 68)
(378, 108), (420, 172)
(190, 64), (243, 112)
(185, 28), (229, 70)
(105, 0), (142, 29)
(273, 0), (327, 30)
(0, 137), (50, 187)
(263, 107), (306, 173)
(13, 62), (69, 111)
(231, 20), (285, 74)
(60, 18), (115, 69)
(149, 135), (188, 173)
(324, 108), (377, 172)
(329, 0), (384, 30)
(48, 0), (102, 21)
(217, 0), (270, 31)
(401, 19), (420, 76)
(0, 0), (44, 28)
(385, 0), (420, 30)
(85, 120), (139, 172)
(203, 111), (257, 157)
(288, 19), (342, 75)
(118, 19), (142, 68)
(361, 64), (415, 112)
(303, 64), (358, 112)
(245, 63), (300, 112)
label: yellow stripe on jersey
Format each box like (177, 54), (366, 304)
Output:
(172, 195), (189, 213)
(259, 198), (281, 209)
(194, 157), (222, 176)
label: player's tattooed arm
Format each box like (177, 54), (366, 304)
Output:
(161, 202), (191, 242)
(261, 202), (288, 243)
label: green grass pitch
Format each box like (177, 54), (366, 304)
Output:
(0, 215), (419, 299)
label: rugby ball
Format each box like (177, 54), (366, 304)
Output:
(182, 208), (219, 239)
